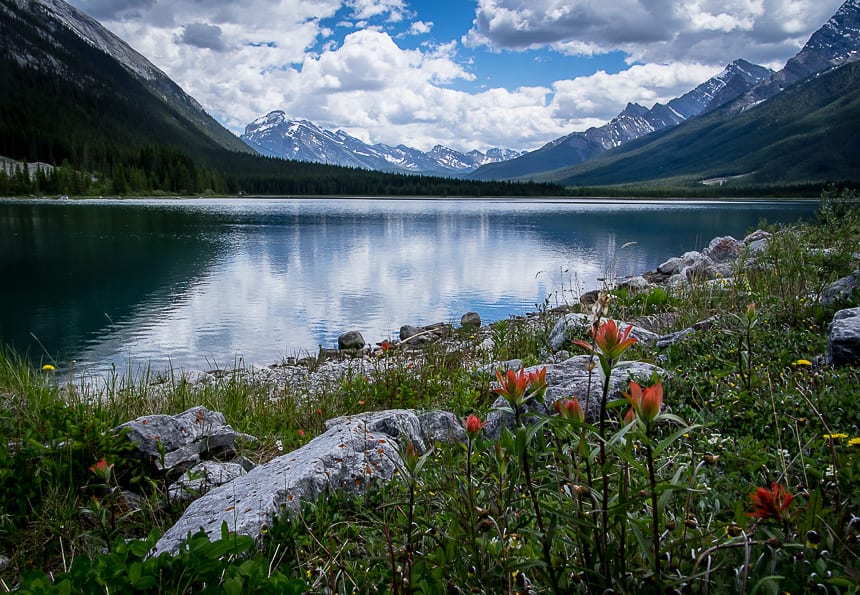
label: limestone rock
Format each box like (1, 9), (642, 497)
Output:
(116, 406), (257, 475)
(338, 331), (365, 350)
(548, 313), (592, 351)
(704, 236), (742, 263)
(460, 311), (482, 329)
(152, 409), (463, 555)
(399, 322), (452, 345)
(168, 461), (249, 503)
(619, 275), (652, 294)
(828, 307), (860, 366)
(656, 317), (715, 349)
(821, 270), (860, 306)
(658, 257), (683, 275)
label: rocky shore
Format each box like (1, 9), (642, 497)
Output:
(95, 229), (860, 556)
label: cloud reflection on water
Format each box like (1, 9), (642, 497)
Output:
(2, 198), (818, 377)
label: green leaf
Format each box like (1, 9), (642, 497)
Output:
(222, 576), (244, 595)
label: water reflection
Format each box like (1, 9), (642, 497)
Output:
(0, 198), (818, 376)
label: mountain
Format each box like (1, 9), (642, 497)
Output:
(14, 0), (252, 154)
(240, 111), (522, 176)
(527, 58), (860, 188)
(469, 59), (773, 181)
(0, 0), (252, 169)
(729, 0), (860, 113)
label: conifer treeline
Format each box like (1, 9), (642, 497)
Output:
(0, 145), (567, 197)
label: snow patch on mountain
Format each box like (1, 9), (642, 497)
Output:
(240, 112), (522, 176)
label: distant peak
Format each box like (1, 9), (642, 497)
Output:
(621, 103), (649, 116)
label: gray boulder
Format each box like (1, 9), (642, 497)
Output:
(703, 236), (743, 263)
(619, 275), (652, 294)
(658, 257), (683, 275)
(338, 331), (365, 350)
(399, 322), (452, 345)
(549, 314), (659, 352)
(821, 270), (860, 306)
(152, 409), (463, 555)
(460, 311), (482, 329)
(484, 357), (665, 438)
(828, 307), (860, 366)
(656, 317), (715, 349)
(168, 461), (249, 503)
(116, 406), (257, 475)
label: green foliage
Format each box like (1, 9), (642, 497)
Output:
(16, 526), (305, 594)
(2, 213), (860, 592)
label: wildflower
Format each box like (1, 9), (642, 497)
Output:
(554, 398), (584, 423)
(824, 433), (847, 440)
(748, 482), (793, 522)
(89, 457), (110, 475)
(41, 364), (56, 371)
(315, 408), (323, 416)
(625, 380), (663, 427)
(849, 437), (860, 447)
(463, 414), (486, 438)
(622, 408), (636, 426)
(297, 429), (305, 437)
(573, 319), (637, 375)
(379, 340), (392, 352)
(527, 367), (548, 399)
(275, 439), (284, 452)
(494, 368), (532, 407)
(745, 302), (757, 322)
(793, 359), (812, 367)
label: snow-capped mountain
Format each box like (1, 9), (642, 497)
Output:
(6, 0), (250, 154)
(730, 0), (860, 112)
(469, 59), (772, 181)
(240, 112), (521, 176)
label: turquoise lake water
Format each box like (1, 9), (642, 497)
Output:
(0, 197), (819, 377)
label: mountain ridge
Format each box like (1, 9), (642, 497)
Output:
(240, 111), (521, 176)
(525, 58), (860, 188)
(10, 0), (252, 155)
(467, 59), (773, 181)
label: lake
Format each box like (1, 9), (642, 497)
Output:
(0, 197), (819, 378)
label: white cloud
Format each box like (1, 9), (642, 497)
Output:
(67, 0), (846, 152)
(550, 62), (723, 121)
(466, 0), (844, 66)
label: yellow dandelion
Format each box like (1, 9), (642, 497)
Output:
(793, 359), (812, 367)
(848, 437), (860, 447)
(41, 364), (55, 371)
(824, 433), (848, 440)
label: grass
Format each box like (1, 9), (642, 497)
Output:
(1, 197), (859, 593)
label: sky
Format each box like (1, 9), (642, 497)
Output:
(67, 0), (846, 153)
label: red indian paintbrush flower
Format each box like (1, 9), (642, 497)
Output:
(527, 367), (548, 399)
(748, 482), (793, 522)
(573, 319), (637, 375)
(554, 398), (585, 423)
(495, 368), (532, 407)
(464, 414), (486, 438)
(626, 380), (663, 426)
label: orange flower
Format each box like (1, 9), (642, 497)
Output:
(89, 457), (110, 474)
(464, 414), (486, 438)
(626, 380), (663, 426)
(297, 429), (305, 437)
(573, 319), (637, 374)
(554, 398), (584, 423)
(380, 340), (392, 352)
(527, 367), (548, 399)
(748, 482), (793, 522)
(495, 368), (532, 407)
